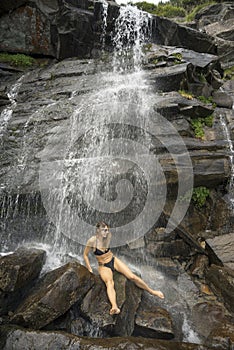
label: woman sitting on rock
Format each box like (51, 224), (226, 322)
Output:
(83, 221), (164, 315)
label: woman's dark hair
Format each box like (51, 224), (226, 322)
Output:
(96, 221), (109, 229)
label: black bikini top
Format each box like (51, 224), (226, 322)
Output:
(94, 247), (110, 256)
(94, 237), (110, 256)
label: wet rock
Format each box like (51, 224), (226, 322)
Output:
(205, 264), (234, 314)
(192, 302), (230, 339)
(205, 322), (234, 350)
(0, 248), (46, 316)
(212, 90), (233, 109)
(146, 239), (190, 259)
(0, 324), (214, 350)
(80, 271), (142, 336)
(0, 0), (27, 16)
(148, 63), (189, 92)
(206, 233), (234, 270)
(134, 295), (174, 339)
(190, 255), (209, 279)
(153, 16), (217, 55)
(114, 275), (142, 336)
(11, 261), (95, 329)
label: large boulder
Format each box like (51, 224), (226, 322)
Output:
(0, 0), (108, 59)
(0, 325), (213, 350)
(206, 233), (234, 270)
(11, 261), (95, 328)
(205, 322), (234, 350)
(80, 271), (142, 336)
(195, 3), (234, 65)
(205, 264), (234, 314)
(0, 247), (46, 315)
(152, 16), (217, 55)
(134, 294), (174, 339)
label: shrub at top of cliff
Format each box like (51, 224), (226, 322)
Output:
(135, 2), (186, 18)
(0, 53), (36, 67)
(135, 0), (220, 21)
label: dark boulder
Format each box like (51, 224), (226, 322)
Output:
(0, 324), (215, 350)
(0, 247), (46, 315)
(152, 16), (217, 55)
(205, 264), (234, 314)
(134, 294), (174, 339)
(205, 322), (234, 350)
(11, 261), (95, 329)
(195, 3), (234, 65)
(0, 0), (28, 16)
(80, 271), (142, 336)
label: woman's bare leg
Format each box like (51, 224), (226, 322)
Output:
(114, 257), (164, 299)
(98, 266), (120, 315)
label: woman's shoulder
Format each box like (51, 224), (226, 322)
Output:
(86, 235), (96, 247)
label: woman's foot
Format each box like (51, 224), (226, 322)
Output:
(110, 307), (120, 315)
(150, 290), (164, 299)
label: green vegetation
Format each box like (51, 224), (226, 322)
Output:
(204, 114), (214, 127)
(134, 0), (219, 21)
(135, 2), (186, 17)
(192, 186), (210, 208)
(190, 114), (214, 139)
(190, 118), (205, 139)
(186, 2), (215, 21)
(178, 90), (194, 99)
(0, 53), (36, 67)
(224, 66), (234, 80)
(198, 95), (216, 108)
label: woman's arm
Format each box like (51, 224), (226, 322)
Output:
(83, 238), (94, 273)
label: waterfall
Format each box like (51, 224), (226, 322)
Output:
(0, 74), (27, 141)
(219, 113), (234, 208)
(100, 0), (109, 51)
(39, 4), (193, 253)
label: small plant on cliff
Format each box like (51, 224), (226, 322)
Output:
(178, 89), (194, 99)
(190, 114), (214, 139)
(224, 66), (234, 80)
(204, 114), (214, 127)
(192, 186), (210, 208)
(190, 118), (205, 139)
(198, 95), (213, 104)
(0, 53), (36, 67)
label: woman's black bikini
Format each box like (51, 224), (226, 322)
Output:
(94, 242), (115, 272)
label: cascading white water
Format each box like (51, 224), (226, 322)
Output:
(219, 113), (234, 208)
(0, 74), (27, 141)
(100, 0), (109, 51)
(112, 5), (152, 72)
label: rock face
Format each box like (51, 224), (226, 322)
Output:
(11, 260), (95, 329)
(0, 248), (46, 315)
(194, 2), (234, 66)
(0, 0), (107, 59)
(0, 0), (230, 62)
(0, 325), (212, 350)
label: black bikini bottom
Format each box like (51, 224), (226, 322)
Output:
(98, 256), (115, 272)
